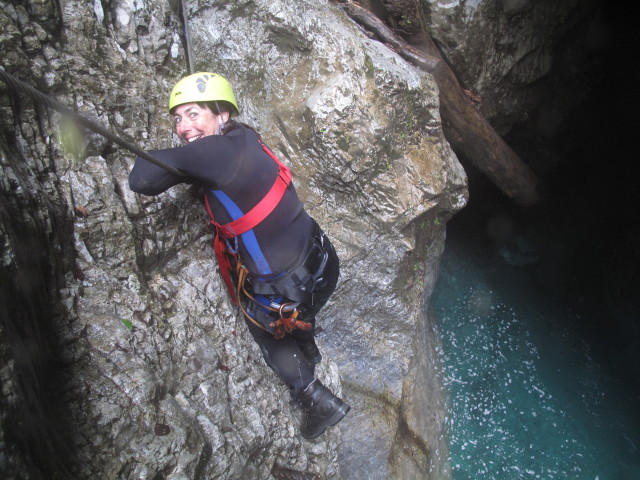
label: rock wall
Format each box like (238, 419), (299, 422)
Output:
(0, 0), (467, 478)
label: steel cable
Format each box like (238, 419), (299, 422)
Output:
(0, 67), (187, 177)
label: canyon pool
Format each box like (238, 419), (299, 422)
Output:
(431, 219), (640, 480)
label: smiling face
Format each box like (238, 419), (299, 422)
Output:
(173, 103), (230, 143)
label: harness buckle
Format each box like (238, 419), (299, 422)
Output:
(268, 303), (312, 339)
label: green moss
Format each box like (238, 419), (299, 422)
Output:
(120, 318), (133, 331)
(56, 118), (85, 162)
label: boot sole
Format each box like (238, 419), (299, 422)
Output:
(302, 403), (350, 440)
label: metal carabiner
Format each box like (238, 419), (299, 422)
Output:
(269, 300), (300, 313)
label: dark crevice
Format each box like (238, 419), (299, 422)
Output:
(0, 135), (79, 478)
(175, 0), (193, 73)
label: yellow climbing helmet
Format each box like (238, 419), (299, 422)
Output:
(168, 72), (239, 115)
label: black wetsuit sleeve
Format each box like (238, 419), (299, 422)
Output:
(128, 149), (185, 195)
(128, 134), (242, 195)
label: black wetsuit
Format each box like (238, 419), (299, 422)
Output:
(129, 123), (339, 396)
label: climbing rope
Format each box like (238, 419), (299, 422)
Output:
(0, 67), (187, 178)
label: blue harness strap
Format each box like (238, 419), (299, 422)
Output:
(210, 189), (273, 275)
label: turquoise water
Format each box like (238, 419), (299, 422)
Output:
(432, 234), (640, 480)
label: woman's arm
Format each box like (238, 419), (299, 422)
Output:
(128, 133), (243, 195)
(129, 149), (185, 195)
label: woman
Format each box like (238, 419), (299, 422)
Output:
(129, 72), (349, 439)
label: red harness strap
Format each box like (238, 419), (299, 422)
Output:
(204, 142), (292, 304)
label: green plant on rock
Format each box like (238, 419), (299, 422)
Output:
(56, 118), (86, 162)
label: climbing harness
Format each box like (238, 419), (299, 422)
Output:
(0, 67), (187, 178)
(203, 140), (313, 337)
(236, 263), (312, 339)
(203, 140), (328, 338)
(203, 141), (291, 301)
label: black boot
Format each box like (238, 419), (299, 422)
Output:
(298, 340), (322, 365)
(297, 379), (350, 439)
